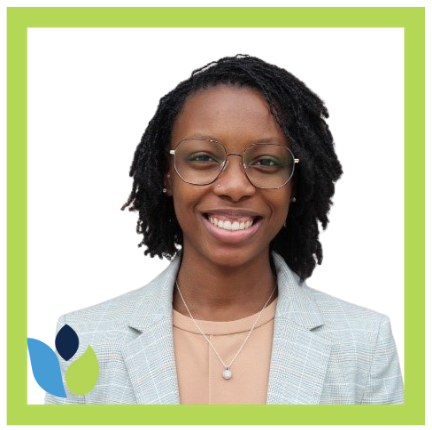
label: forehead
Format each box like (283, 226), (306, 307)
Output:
(171, 85), (288, 148)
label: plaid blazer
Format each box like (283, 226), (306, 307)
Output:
(45, 253), (404, 405)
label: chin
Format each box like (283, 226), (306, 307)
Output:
(202, 246), (269, 270)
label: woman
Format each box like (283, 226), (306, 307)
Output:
(46, 55), (404, 405)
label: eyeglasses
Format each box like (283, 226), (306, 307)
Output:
(169, 138), (299, 189)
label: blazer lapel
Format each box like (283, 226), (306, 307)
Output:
(121, 256), (182, 405)
(267, 254), (332, 404)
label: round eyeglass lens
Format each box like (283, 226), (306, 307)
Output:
(173, 139), (226, 185)
(243, 144), (295, 189)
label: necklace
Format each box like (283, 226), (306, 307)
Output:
(175, 280), (276, 381)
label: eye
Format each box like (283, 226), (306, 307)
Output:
(251, 157), (281, 167)
(255, 158), (279, 167)
(188, 153), (217, 163)
(185, 152), (223, 171)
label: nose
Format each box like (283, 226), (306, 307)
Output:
(213, 154), (256, 201)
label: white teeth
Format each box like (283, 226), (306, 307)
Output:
(208, 216), (255, 231)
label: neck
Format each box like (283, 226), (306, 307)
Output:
(173, 248), (277, 321)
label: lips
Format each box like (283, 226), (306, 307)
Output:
(208, 215), (255, 231)
(201, 210), (263, 243)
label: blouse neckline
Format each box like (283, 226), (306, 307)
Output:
(172, 298), (277, 336)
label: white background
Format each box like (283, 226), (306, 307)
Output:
(25, 27), (405, 404)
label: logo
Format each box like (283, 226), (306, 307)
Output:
(28, 324), (99, 398)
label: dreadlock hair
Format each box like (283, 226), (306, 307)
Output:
(121, 54), (343, 282)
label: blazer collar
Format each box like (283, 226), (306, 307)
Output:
(127, 254), (181, 332)
(127, 252), (324, 329)
(122, 253), (331, 404)
(267, 253), (331, 404)
(272, 252), (324, 329)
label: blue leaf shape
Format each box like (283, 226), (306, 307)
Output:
(55, 324), (79, 361)
(27, 338), (67, 398)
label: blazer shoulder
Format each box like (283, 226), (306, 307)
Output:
(64, 286), (141, 322)
(55, 254), (181, 335)
(299, 286), (404, 405)
(58, 274), (164, 334)
(301, 285), (391, 340)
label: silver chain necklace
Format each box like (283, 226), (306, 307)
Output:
(175, 280), (276, 381)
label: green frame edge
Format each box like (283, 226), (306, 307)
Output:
(7, 6), (425, 425)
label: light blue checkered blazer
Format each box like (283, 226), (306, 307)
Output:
(45, 253), (404, 405)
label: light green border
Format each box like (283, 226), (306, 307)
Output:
(7, 7), (424, 425)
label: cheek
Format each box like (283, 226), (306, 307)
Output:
(275, 205), (290, 226)
(170, 184), (201, 228)
(172, 192), (190, 220)
(267, 194), (291, 233)
(272, 188), (291, 217)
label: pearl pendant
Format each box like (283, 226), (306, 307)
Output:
(222, 368), (232, 380)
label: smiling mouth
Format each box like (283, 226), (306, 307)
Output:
(206, 215), (261, 232)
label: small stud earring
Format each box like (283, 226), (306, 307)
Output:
(291, 197), (296, 203)
(162, 188), (167, 193)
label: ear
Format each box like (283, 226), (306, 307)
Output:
(163, 170), (173, 196)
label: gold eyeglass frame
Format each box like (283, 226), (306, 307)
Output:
(169, 138), (300, 190)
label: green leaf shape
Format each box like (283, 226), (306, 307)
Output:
(65, 345), (99, 395)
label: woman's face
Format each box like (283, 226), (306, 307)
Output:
(165, 85), (293, 269)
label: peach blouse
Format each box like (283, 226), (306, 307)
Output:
(172, 299), (277, 404)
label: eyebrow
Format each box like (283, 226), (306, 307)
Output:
(177, 134), (289, 146)
(181, 133), (218, 141)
